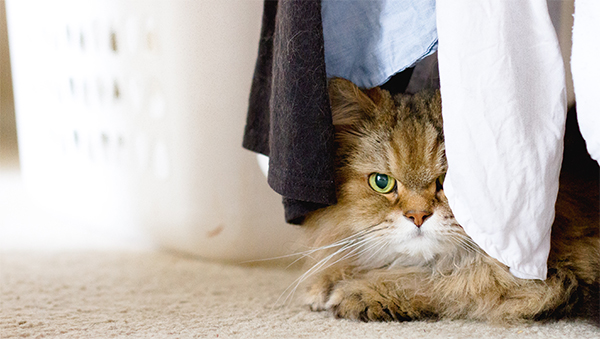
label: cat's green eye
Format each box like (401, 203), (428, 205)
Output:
(436, 173), (446, 190)
(368, 173), (396, 194)
(438, 173), (446, 185)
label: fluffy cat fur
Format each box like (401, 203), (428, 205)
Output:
(302, 78), (600, 324)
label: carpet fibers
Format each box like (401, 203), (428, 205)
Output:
(1, 250), (598, 338)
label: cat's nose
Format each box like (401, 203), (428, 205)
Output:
(404, 211), (432, 227)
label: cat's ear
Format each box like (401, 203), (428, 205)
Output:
(328, 78), (389, 126)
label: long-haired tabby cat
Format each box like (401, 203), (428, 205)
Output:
(302, 78), (599, 324)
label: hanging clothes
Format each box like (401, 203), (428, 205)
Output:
(322, 0), (437, 88)
(243, 0), (598, 282)
(572, 0), (600, 163)
(242, 0), (337, 225)
(436, 0), (567, 280)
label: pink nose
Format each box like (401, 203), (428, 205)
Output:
(404, 211), (432, 227)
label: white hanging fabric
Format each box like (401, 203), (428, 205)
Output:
(572, 0), (600, 163)
(436, 0), (567, 279)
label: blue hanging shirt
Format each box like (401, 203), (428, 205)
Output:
(322, 0), (438, 88)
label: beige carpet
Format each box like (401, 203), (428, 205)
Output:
(1, 250), (599, 339)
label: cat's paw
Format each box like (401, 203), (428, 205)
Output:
(305, 279), (335, 311)
(325, 280), (410, 322)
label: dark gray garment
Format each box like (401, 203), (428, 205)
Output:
(243, 0), (336, 225)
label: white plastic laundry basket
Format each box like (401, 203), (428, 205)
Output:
(5, 0), (300, 261)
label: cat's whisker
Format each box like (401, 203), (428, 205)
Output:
(441, 232), (508, 272)
(275, 228), (389, 308)
(301, 223), (387, 256)
(447, 234), (484, 254)
(247, 227), (380, 267)
(445, 234), (481, 253)
(297, 225), (393, 278)
(324, 235), (381, 268)
(311, 232), (396, 282)
(282, 238), (360, 268)
(324, 224), (395, 264)
(271, 221), (396, 309)
(273, 251), (343, 308)
(300, 225), (390, 268)
(239, 245), (345, 265)
(351, 234), (392, 267)
(435, 229), (482, 254)
(276, 238), (367, 307)
(355, 238), (385, 259)
(362, 236), (394, 266)
(305, 234), (383, 276)
(357, 223), (393, 237)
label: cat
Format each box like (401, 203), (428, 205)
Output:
(301, 77), (600, 324)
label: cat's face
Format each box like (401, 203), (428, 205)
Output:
(311, 78), (466, 268)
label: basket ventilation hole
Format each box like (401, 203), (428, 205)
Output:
(97, 79), (105, 105)
(101, 133), (109, 147)
(79, 31), (86, 50)
(69, 78), (75, 97)
(88, 139), (95, 161)
(113, 82), (120, 101)
(147, 32), (156, 51)
(101, 133), (110, 161)
(82, 81), (88, 104)
(110, 30), (118, 52)
(65, 26), (72, 44)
